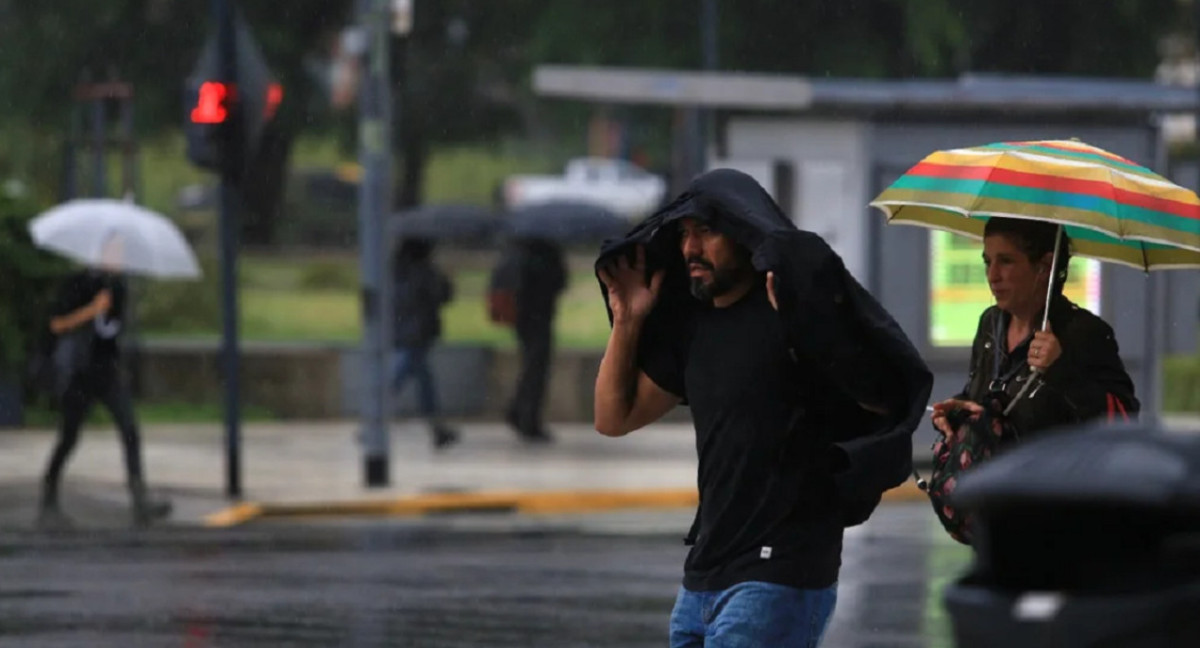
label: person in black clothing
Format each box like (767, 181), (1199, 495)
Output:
(593, 170), (931, 647)
(39, 236), (171, 530)
(390, 238), (458, 450)
(488, 237), (566, 444)
(931, 217), (1138, 441)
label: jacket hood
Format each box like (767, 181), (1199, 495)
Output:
(596, 168), (796, 307)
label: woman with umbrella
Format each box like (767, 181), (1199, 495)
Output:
(929, 217), (1138, 441)
(871, 138), (1200, 543)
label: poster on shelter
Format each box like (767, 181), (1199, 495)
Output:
(928, 230), (1102, 347)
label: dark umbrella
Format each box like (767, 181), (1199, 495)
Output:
(387, 204), (500, 244)
(505, 201), (631, 244)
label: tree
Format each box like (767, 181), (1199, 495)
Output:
(0, 1), (1181, 234)
(385, 0), (539, 208)
(237, 1), (354, 244)
(0, 0), (355, 244)
(0, 190), (71, 411)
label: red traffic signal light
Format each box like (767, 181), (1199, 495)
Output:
(190, 81), (232, 124)
(265, 82), (283, 120)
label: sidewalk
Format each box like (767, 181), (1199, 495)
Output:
(0, 420), (705, 529)
(3, 415), (1196, 530)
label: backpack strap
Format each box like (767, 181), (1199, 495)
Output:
(1107, 393), (1130, 423)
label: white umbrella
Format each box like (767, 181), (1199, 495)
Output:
(29, 198), (202, 279)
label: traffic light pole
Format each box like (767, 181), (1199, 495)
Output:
(214, 0), (242, 499)
(357, 0), (393, 487)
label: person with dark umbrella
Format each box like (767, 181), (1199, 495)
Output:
(488, 236), (566, 444)
(390, 238), (459, 450)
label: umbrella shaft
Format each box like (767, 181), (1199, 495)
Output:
(1040, 225), (1064, 332)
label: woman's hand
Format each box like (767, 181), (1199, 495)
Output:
(931, 399), (984, 437)
(1028, 325), (1062, 372)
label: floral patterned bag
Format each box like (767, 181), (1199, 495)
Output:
(922, 389), (1134, 545)
(925, 400), (1019, 545)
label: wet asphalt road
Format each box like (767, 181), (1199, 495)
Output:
(0, 503), (971, 648)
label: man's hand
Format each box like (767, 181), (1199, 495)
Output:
(598, 245), (663, 324)
(931, 398), (984, 437)
(1028, 324), (1062, 372)
(766, 271), (778, 311)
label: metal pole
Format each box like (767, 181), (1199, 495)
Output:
(62, 105), (79, 201)
(215, 0), (242, 499)
(698, 0), (718, 172)
(120, 93), (143, 397)
(121, 95), (136, 198)
(687, 0), (719, 178)
(92, 94), (106, 197)
(357, 0), (393, 487)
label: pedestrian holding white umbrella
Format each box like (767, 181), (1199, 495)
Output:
(27, 197), (199, 530)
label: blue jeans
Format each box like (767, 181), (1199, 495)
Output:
(669, 581), (837, 648)
(391, 347), (437, 416)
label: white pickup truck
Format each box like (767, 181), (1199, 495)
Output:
(503, 157), (668, 220)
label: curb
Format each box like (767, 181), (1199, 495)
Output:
(203, 480), (929, 528)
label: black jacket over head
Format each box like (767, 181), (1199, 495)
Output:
(595, 168), (934, 526)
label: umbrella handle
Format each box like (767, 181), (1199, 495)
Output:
(1004, 225), (1063, 417)
(1002, 369), (1041, 416)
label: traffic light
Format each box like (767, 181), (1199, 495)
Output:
(185, 78), (235, 173)
(192, 81), (232, 124)
(184, 9), (280, 179)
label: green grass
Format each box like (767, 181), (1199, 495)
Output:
(134, 133), (562, 217)
(143, 255), (613, 349)
(421, 143), (560, 206)
(1165, 354), (1200, 413)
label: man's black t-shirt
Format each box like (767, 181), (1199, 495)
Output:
(52, 271), (127, 365)
(641, 284), (843, 591)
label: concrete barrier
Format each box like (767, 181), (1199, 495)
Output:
(134, 339), (691, 424)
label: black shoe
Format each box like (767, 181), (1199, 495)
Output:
(130, 481), (173, 528)
(132, 497), (172, 528)
(518, 426), (555, 445)
(432, 425), (460, 451)
(36, 506), (75, 532)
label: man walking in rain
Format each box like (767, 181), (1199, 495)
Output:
(593, 169), (931, 646)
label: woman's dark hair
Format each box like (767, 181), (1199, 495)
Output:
(983, 217), (1073, 295)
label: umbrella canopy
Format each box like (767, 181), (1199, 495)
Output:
(387, 204), (500, 244)
(505, 201), (629, 244)
(29, 198), (202, 279)
(870, 139), (1200, 271)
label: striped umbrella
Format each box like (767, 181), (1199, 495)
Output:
(869, 139), (1200, 271)
(870, 138), (1200, 415)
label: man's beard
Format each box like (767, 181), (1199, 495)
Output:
(688, 260), (746, 303)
